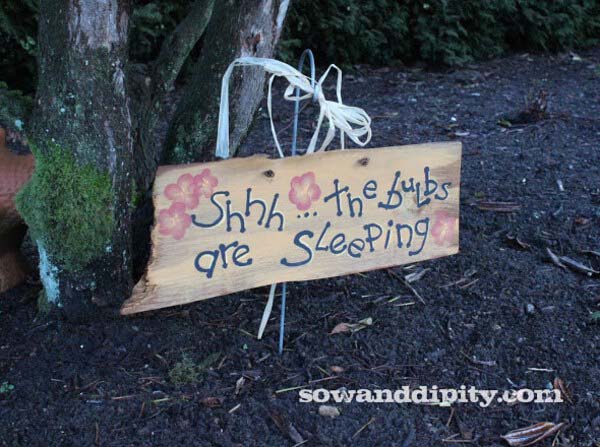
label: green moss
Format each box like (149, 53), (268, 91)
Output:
(168, 353), (200, 385)
(168, 352), (220, 386)
(15, 143), (114, 271)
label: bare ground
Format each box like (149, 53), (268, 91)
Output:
(1, 48), (600, 446)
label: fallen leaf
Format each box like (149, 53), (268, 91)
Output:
(318, 405), (341, 418)
(553, 377), (573, 404)
(559, 256), (599, 276)
(269, 410), (304, 444)
(501, 421), (566, 446)
(330, 323), (352, 334)
(200, 396), (223, 408)
(330, 317), (373, 335)
(506, 234), (530, 250)
(357, 317), (373, 326)
(546, 248), (567, 271)
(475, 200), (521, 212)
(234, 376), (246, 396)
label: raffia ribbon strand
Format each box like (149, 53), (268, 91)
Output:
(214, 56), (372, 340)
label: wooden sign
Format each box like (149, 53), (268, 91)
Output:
(121, 142), (461, 315)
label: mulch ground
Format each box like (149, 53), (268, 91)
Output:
(1, 47), (600, 447)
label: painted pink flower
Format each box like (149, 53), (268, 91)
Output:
(289, 172), (321, 211)
(157, 202), (192, 240)
(430, 211), (458, 246)
(164, 173), (200, 210)
(194, 168), (218, 198)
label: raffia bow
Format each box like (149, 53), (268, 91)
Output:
(215, 57), (372, 158)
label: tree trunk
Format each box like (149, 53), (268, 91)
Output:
(164, 0), (290, 164)
(135, 0), (215, 192)
(16, 0), (134, 320)
(13, 0), (289, 320)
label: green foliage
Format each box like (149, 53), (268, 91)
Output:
(412, 1), (512, 66)
(2, 0), (598, 98)
(0, 0), (37, 92)
(0, 382), (15, 394)
(506, 0), (600, 52)
(279, 0), (410, 66)
(15, 143), (115, 271)
(168, 352), (220, 385)
(281, 0), (600, 67)
(0, 0), (191, 92)
(130, 0), (192, 62)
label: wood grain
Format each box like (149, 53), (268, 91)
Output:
(122, 142), (462, 315)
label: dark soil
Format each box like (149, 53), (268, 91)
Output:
(2, 48), (600, 447)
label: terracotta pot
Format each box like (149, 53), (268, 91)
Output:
(0, 127), (34, 292)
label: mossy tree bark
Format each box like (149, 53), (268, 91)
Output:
(17, 0), (134, 320)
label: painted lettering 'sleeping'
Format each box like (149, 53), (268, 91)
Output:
(280, 217), (430, 267)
